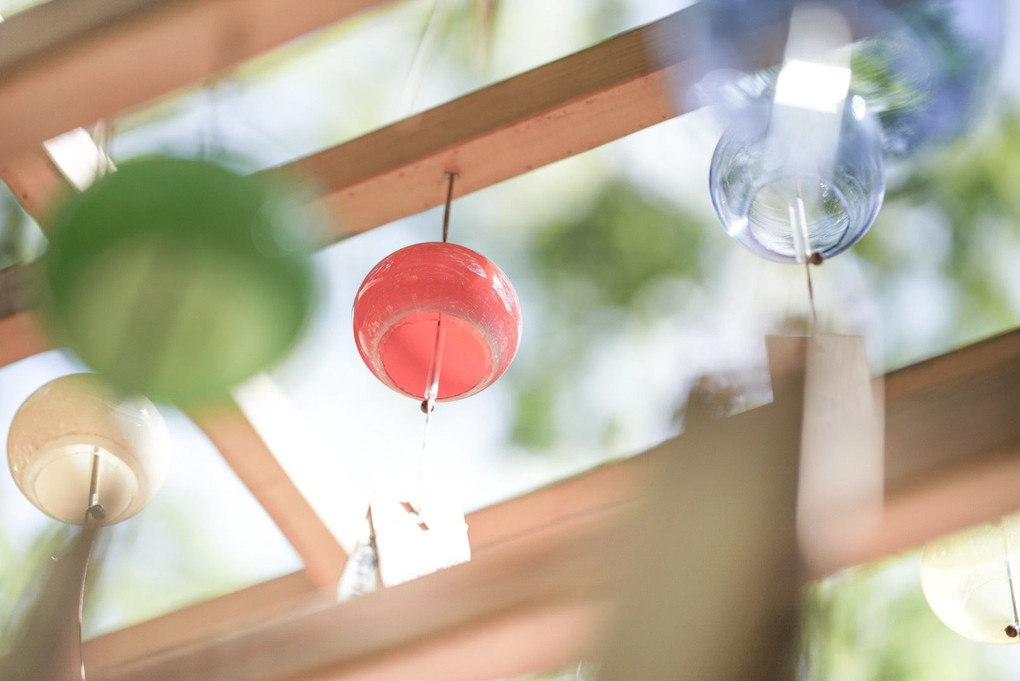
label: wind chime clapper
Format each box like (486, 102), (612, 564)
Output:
(346, 171), (522, 590)
(4, 374), (170, 680)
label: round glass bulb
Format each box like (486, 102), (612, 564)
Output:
(921, 514), (1020, 644)
(43, 156), (317, 403)
(7, 374), (170, 525)
(709, 94), (885, 263)
(352, 242), (522, 401)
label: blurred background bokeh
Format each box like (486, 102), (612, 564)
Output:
(3, 0), (1020, 678)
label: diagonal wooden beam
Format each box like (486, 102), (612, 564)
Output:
(0, 266), (47, 367)
(0, 0), (395, 164)
(83, 571), (326, 673)
(186, 401), (351, 590)
(0, 308), (46, 368)
(0, 130), (353, 593)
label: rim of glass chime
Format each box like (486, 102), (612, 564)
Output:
(352, 242), (522, 401)
(708, 92), (886, 264)
(42, 156), (317, 403)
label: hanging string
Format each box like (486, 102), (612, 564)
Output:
(85, 448), (104, 522)
(412, 173), (457, 512)
(1002, 521), (1020, 637)
(75, 450), (106, 681)
(804, 254), (822, 333)
(788, 181), (822, 333)
(441, 172), (456, 243)
(397, 0), (451, 116)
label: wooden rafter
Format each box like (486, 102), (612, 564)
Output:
(187, 402), (350, 589)
(0, 0), (395, 164)
(79, 328), (1020, 681)
(0, 4), (787, 242)
(273, 4), (791, 240)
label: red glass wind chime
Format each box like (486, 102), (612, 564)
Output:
(349, 172), (521, 586)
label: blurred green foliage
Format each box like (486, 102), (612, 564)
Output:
(800, 556), (1016, 681)
(509, 183), (713, 449)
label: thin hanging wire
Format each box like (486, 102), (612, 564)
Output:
(412, 173), (458, 512)
(441, 172), (456, 243)
(788, 181), (821, 333)
(75, 450), (106, 681)
(397, 0), (451, 116)
(86, 448), (103, 520)
(804, 257), (820, 332)
(1002, 520), (1020, 637)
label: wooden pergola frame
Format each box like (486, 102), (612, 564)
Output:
(1, 1), (1018, 679)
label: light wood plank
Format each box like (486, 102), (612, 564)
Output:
(186, 401), (349, 590)
(884, 329), (1020, 490)
(73, 326), (1020, 681)
(272, 5), (792, 240)
(84, 571), (326, 673)
(0, 4), (787, 242)
(0, 0), (394, 164)
(0, 266), (47, 367)
(0, 309), (47, 368)
(90, 513), (621, 681)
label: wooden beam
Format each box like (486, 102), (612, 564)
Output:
(0, 4), (784, 243)
(274, 0), (916, 239)
(273, 4), (792, 240)
(0, 266), (47, 367)
(77, 326), (1020, 680)
(80, 458), (647, 677)
(0, 0), (394, 164)
(186, 401), (350, 590)
(90, 509), (621, 681)
(0, 308), (46, 367)
(0, 2), (922, 235)
(84, 571), (326, 673)
(884, 329), (1020, 490)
